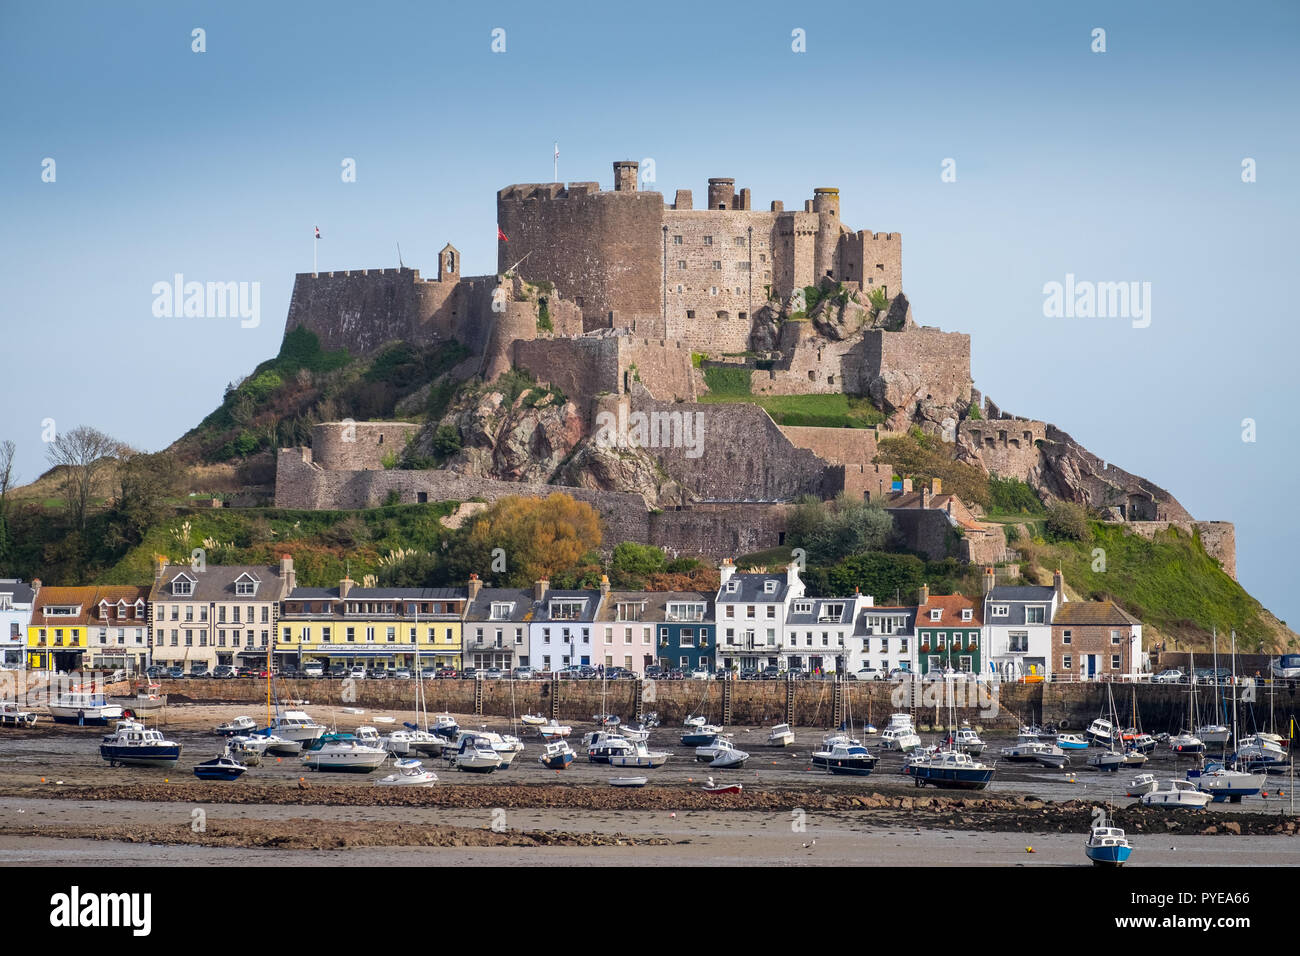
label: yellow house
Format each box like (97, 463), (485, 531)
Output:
(28, 584), (151, 673)
(278, 579), (467, 672)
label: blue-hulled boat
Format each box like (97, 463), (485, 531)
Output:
(539, 740), (576, 770)
(193, 754), (247, 781)
(99, 721), (182, 768)
(1187, 762), (1265, 802)
(811, 740), (878, 776)
(1085, 825), (1133, 866)
(904, 750), (994, 790)
(681, 724), (721, 747)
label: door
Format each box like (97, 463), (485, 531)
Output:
(1086, 655), (1097, 677)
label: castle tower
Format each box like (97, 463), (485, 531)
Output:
(707, 177), (736, 210)
(812, 188), (840, 283)
(613, 160), (639, 192)
(438, 243), (460, 282)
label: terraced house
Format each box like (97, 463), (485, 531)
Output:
(983, 571), (1067, 681)
(280, 578), (467, 672)
(915, 587), (982, 676)
(1051, 601), (1143, 679)
(27, 584), (151, 674)
(782, 593), (870, 675)
(0, 579), (35, 671)
(651, 591), (715, 675)
(857, 605), (917, 675)
(149, 556), (293, 673)
(526, 579), (606, 673)
(715, 559), (804, 673)
(463, 576), (533, 672)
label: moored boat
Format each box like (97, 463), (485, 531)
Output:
(904, 750), (994, 790)
(99, 720), (182, 768)
(536, 720), (572, 740)
(1169, 732), (1206, 755)
(1033, 745), (1070, 769)
(609, 739), (670, 769)
(193, 753), (247, 781)
(682, 724), (723, 747)
(538, 739), (576, 770)
(768, 723), (795, 747)
(1140, 779), (1212, 809)
(880, 726), (921, 752)
(49, 691), (123, 726)
(215, 715), (257, 737)
(1187, 762), (1265, 802)
(375, 758), (438, 787)
(0, 701), (39, 728)
(449, 733), (503, 773)
(609, 776), (647, 788)
(811, 740), (878, 776)
(1085, 826), (1133, 866)
(1055, 733), (1089, 751)
(302, 739), (389, 773)
(708, 741), (750, 769)
(701, 776), (742, 794)
(1126, 772), (1158, 797)
(520, 713), (547, 726)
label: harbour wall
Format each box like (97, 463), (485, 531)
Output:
(153, 679), (1300, 732)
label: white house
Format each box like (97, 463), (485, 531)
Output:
(856, 605), (918, 675)
(0, 579), (35, 671)
(983, 571), (1067, 680)
(715, 560), (804, 673)
(782, 594), (872, 675)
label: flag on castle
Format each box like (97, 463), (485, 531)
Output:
(315, 226), (321, 239)
(497, 225), (508, 242)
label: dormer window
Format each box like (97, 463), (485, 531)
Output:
(763, 581), (777, 594)
(929, 609), (942, 622)
(818, 603), (845, 622)
(991, 604), (1009, 617)
(793, 601), (812, 614)
(615, 603), (644, 622)
(549, 600), (585, 621)
(726, 581), (739, 593)
(171, 576), (194, 596)
(233, 573), (260, 597)
(961, 609), (972, 622)
(489, 602), (513, 621)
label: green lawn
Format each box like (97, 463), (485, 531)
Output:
(699, 391), (886, 429)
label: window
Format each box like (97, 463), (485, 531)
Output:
(818, 603), (845, 622)
(1008, 631), (1029, 653)
(712, 260), (721, 270)
(624, 628), (632, 645)
(936, 633), (946, 649)
(1111, 655), (1121, 670)
(489, 603), (513, 620)
(346, 627), (356, 643)
(1111, 630), (1122, 645)
(929, 609), (941, 622)
(793, 601), (812, 614)
(171, 578), (192, 596)
(1062, 629), (1072, 645)
(184, 630), (193, 647)
(961, 608), (972, 622)
(365, 627), (375, 643)
(1026, 606), (1045, 624)
(678, 260), (686, 270)
(680, 629), (695, 648)
(235, 580), (256, 597)
(604, 627), (613, 644)
(991, 604), (1009, 617)
(673, 235), (682, 244)
(549, 600), (585, 620)
(1063, 655), (1072, 669)
(703, 236), (712, 245)
(709, 286), (718, 296)
(323, 626), (331, 643)
(543, 628), (551, 644)
(686, 309), (695, 319)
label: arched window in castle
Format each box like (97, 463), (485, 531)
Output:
(445, 250), (455, 274)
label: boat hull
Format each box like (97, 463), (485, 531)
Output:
(1086, 845), (1132, 866)
(905, 765), (993, 790)
(811, 755), (877, 776)
(50, 705), (123, 725)
(99, 744), (182, 768)
(540, 753), (575, 770)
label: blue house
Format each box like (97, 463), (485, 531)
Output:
(649, 591), (715, 674)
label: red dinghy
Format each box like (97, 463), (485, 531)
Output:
(701, 776), (743, 795)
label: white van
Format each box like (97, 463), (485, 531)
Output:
(302, 662), (325, 678)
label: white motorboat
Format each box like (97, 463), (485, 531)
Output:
(474, 730), (524, 767)
(520, 713), (547, 726)
(887, 713), (916, 733)
(811, 740), (878, 776)
(0, 701), (38, 728)
(536, 720), (572, 739)
(1196, 723), (1231, 747)
(585, 731), (634, 763)
(1169, 731), (1206, 755)
(268, 710), (326, 745)
(1033, 745), (1070, 768)
(430, 713), (461, 740)
(768, 723), (795, 747)
(1238, 734), (1285, 760)
(393, 728), (444, 755)
(1122, 748), (1148, 767)
(215, 715), (258, 736)
(708, 741), (750, 769)
(226, 736), (265, 766)
(609, 739), (670, 769)
(683, 715), (707, 728)
(1085, 826), (1133, 866)
(99, 720), (182, 768)
(1085, 717), (1115, 746)
(694, 735), (737, 762)
(252, 733), (302, 756)
(1126, 773), (1159, 797)
(1188, 763), (1265, 802)
(352, 725), (388, 749)
(375, 758), (438, 787)
(1141, 779), (1212, 809)
(450, 733), (503, 773)
(49, 692), (124, 725)
(301, 739), (389, 773)
(950, 724), (985, 756)
(880, 726), (922, 752)
(621, 723), (652, 742)
(1000, 740), (1052, 762)
(1087, 749), (1126, 773)
(538, 740), (576, 770)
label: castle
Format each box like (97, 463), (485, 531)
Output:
(274, 161), (1236, 576)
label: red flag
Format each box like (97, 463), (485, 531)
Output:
(497, 226), (508, 242)
(314, 226), (321, 239)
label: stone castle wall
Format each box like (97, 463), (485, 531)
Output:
(779, 424), (881, 467)
(958, 419), (1047, 482)
(838, 231), (903, 299)
(311, 421), (423, 470)
(1125, 520), (1238, 580)
(865, 326), (973, 409)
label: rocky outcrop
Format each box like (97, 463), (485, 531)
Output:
(554, 442), (686, 510)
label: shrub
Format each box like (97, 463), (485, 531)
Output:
(432, 424), (462, 457)
(1045, 501), (1091, 542)
(988, 476), (1044, 515)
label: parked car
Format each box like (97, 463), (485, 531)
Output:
(146, 665), (166, 680)
(436, 667), (458, 679)
(329, 665), (349, 679)
(280, 666), (299, 680)
(605, 667), (633, 680)
(760, 666), (781, 680)
(188, 665), (210, 678)
(1193, 667), (1230, 685)
(349, 666), (367, 680)
(689, 668), (712, 680)
(392, 668), (412, 680)
(1152, 668), (1184, 684)
(644, 665), (664, 680)
(212, 665), (236, 679)
(888, 667), (914, 680)
(367, 668), (388, 680)
(738, 667), (760, 681)
(555, 666), (583, 679)
(577, 665), (598, 680)
(512, 667), (535, 680)
(302, 662), (325, 678)
(852, 667), (883, 681)
(460, 668), (479, 680)
(166, 666), (185, 680)
(483, 667), (505, 680)
(666, 668), (686, 680)
(420, 667), (438, 679)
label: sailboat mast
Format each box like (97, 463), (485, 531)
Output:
(1230, 630), (1238, 755)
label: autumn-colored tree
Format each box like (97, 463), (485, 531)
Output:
(459, 493), (602, 587)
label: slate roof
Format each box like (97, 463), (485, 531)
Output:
(593, 590), (714, 623)
(464, 588), (537, 623)
(151, 565), (286, 603)
(1052, 601), (1141, 627)
(717, 572), (793, 604)
(532, 590), (603, 623)
(0, 580), (35, 604)
(786, 597), (858, 627)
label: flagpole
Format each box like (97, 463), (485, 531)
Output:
(313, 228), (317, 276)
(553, 142), (558, 183)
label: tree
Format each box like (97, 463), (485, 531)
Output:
(0, 439), (15, 565)
(786, 495), (893, 564)
(46, 425), (123, 532)
(456, 493), (602, 587)
(107, 451), (183, 549)
(1046, 501), (1092, 542)
(610, 541), (666, 587)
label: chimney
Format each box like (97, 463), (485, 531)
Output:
(918, 583), (929, 607)
(339, 576), (354, 600)
(467, 573), (482, 602)
(786, 561), (802, 591)
(921, 485), (932, 509)
(718, 558), (735, 587)
(153, 555), (169, 582)
(984, 566), (995, 595)
(31, 578), (41, 593)
(599, 574), (611, 599)
(1053, 568), (1064, 603)
(279, 554), (296, 594)
(535, 578), (550, 603)
(932, 477), (942, 495)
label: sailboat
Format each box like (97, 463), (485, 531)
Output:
(1190, 631), (1265, 801)
(1196, 628), (1232, 747)
(904, 673), (994, 789)
(1169, 652), (1206, 754)
(395, 607), (450, 756)
(1087, 684), (1126, 772)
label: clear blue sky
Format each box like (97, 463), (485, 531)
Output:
(2, 1), (1297, 626)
